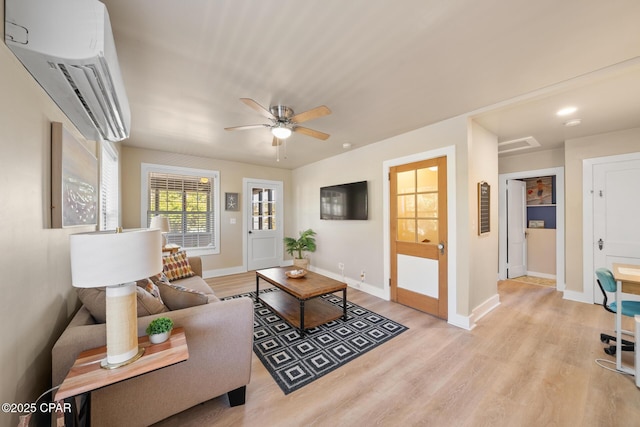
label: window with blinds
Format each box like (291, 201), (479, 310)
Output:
(99, 141), (119, 231)
(146, 170), (218, 250)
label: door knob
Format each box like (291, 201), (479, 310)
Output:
(598, 238), (604, 250)
(438, 242), (445, 255)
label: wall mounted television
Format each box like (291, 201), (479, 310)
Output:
(320, 181), (368, 220)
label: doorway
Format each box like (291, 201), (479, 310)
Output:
(244, 178), (283, 271)
(583, 152), (640, 303)
(389, 156), (448, 318)
(383, 146), (458, 325)
(498, 167), (565, 290)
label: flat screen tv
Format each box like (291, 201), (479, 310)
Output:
(320, 181), (368, 220)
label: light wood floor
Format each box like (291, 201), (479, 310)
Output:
(153, 273), (640, 427)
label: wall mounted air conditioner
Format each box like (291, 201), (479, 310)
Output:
(5, 0), (131, 142)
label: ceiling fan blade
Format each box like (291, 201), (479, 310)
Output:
(272, 137), (283, 146)
(290, 105), (331, 124)
(293, 126), (330, 140)
(224, 124), (268, 131)
(240, 98), (276, 120)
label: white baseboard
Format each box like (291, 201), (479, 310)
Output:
(526, 271), (557, 280)
(563, 289), (592, 304)
(453, 293), (501, 331)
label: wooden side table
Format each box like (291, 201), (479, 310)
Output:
(54, 328), (189, 426)
(162, 244), (180, 254)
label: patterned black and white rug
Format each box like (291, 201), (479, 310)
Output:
(224, 288), (408, 395)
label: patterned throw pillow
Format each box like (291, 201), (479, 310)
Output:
(162, 250), (195, 281)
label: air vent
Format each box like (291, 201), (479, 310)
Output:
(498, 136), (540, 155)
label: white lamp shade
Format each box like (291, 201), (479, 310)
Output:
(271, 126), (292, 139)
(69, 229), (162, 288)
(149, 215), (170, 233)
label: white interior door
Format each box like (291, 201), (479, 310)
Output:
(246, 179), (283, 271)
(507, 179), (527, 278)
(593, 159), (640, 303)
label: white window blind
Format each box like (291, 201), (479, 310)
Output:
(99, 141), (119, 231)
(145, 168), (219, 250)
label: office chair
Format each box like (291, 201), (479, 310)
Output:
(596, 267), (640, 355)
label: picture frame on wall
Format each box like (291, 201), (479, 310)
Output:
(51, 122), (98, 228)
(525, 176), (553, 205)
(478, 181), (490, 235)
(225, 192), (239, 211)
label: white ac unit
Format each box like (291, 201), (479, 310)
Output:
(5, 0), (131, 142)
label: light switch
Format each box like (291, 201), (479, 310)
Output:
(230, 218), (236, 224)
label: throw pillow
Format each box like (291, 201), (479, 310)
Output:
(136, 278), (164, 305)
(156, 279), (208, 310)
(77, 286), (168, 324)
(162, 250), (195, 281)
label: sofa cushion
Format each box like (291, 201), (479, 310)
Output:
(77, 286), (168, 324)
(162, 250), (195, 281)
(136, 278), (164, 305)
(156, 280), (209, 310)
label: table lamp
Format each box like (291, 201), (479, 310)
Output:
(149, 215), (170, 246)
(69, 228), (162, 369)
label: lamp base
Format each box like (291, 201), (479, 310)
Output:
(101, 347), (145, 370)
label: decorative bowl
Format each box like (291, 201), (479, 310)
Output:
(285, 269), (307, 279)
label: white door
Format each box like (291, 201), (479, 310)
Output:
(245, 180), (283, 271)
(593, 159), (640, 303)
(507, 179), (527, 278)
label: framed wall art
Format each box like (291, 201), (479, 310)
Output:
(51, 122), (98, 228)
(478, 181), (490, 235)
(225, 192), (239, 211)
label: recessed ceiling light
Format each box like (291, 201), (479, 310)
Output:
(342, 143), (352, 149)
(557, 106), (577, 116)
(564, 119), (582, 127)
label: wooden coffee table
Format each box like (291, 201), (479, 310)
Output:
(256, 267), (347, 335)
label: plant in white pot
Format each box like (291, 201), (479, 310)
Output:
(284, 229), (317, 270)
(146, 317), (174, 344)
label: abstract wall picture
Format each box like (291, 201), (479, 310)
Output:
(51, 122), (98, 228)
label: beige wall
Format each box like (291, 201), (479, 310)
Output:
(498, 147), (564, 174)
(0, 33), (95, 427)
(564, 127), (640, 292)
(292, 115), (498, 319)
(467, 122), (499, 311)
(120, 146), (293, 273)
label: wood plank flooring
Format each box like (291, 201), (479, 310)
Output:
(152, 273), (640, 427)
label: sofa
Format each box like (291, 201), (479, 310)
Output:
(52, 256), (254, 427)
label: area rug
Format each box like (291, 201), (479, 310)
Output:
(223, 288), (408, 395)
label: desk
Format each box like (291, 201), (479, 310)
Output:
(55, 328), (188, 426)
(611, 263), (640, 387)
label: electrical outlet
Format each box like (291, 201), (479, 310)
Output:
(338, 262), (344, 270)
(360, 270), (365, 281)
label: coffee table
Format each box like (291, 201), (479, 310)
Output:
(256, 267), (348, 335)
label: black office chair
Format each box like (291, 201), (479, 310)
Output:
(596, 267), (640, 355)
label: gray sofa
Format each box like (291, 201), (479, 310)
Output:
(52, 257), (254, 427)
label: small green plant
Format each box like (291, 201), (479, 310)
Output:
(284, 229), (317, 259)
(146, 317), (174, 336)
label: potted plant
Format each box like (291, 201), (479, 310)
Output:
(284, 229), (317, 270)
(146, 317), (174, 344)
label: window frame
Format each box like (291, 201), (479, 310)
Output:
(141, 163), (220, 255)
(99, 141), (119, 231)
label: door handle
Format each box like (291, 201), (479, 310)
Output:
(438, 242), (445, 255)
(248, 230), (253, 234)
(598, 238), (604, 250)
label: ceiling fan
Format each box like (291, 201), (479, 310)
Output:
(225, 98), (331, 146)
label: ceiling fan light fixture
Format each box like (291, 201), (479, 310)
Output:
(271, 125), (292, 139)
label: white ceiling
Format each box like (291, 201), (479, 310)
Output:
(101, 0), (640, 168)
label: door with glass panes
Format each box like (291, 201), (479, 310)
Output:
(246, 180), (283, 271)
(390, 156), (448, 319)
